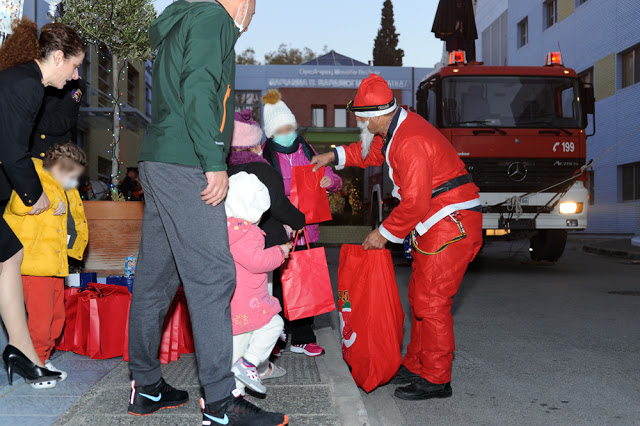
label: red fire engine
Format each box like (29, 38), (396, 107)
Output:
(365, 51), (596, 261)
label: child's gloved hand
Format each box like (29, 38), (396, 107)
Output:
(53, 201), (67, 216)
(279, 244), (292, 259)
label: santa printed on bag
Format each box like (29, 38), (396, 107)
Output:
(339, 292), (357, 359)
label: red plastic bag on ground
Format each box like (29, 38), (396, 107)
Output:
(76, 284), (131, 359)
(338, 245), (404, 392)
(289, 165), (332, 224)
(280, 230), (335, 320)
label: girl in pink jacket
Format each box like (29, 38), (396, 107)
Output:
(226, 172), (292, 395)
(261, 89), (342, 357)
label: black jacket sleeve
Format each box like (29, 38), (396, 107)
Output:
(265, 166), (306, 230)
(0, 75), (44, 206)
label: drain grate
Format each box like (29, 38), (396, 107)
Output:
(608, 290), (640, 296)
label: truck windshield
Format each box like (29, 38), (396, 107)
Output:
(441, 76), (584, 129)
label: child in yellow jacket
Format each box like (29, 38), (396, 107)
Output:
(3, 142), (88, 389)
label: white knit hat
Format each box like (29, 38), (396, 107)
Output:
(262, 89), (297, 139)
(225, 172), (271, 224)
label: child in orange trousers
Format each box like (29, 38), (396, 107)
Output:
(3, 142), (88, 389)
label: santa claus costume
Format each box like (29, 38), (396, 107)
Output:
(333, 74), (483, 400)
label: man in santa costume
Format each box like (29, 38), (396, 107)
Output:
(312, 74), (483, 400)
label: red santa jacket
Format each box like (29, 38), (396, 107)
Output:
(335, 108), (480, 243)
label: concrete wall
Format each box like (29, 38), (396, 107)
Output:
(477, 0), (640, 234)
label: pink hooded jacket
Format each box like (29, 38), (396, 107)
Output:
(228, 218), (284, 335)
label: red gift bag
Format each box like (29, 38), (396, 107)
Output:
(54, 287), (82, 352)
(289, 165), (332, 224)
(76, 284), (131, 360)
(280, 229), (335, 320)
(338, 245), (404, 392)
(123, 288), (195, 363)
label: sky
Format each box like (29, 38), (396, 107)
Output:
(153, 0), (445, 68)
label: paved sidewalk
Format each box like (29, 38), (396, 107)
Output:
(581, 237), (640, 260)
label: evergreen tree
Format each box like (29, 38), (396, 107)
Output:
(373, 0), (404, 66)
(61, 0), (156, 197)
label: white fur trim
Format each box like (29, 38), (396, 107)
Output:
(335, 146), (346, 170)
(378, 224), (405, 244)
(385, 108), (408, 200)
(354, 103), (398, 118)
(225, 172), (271, 224)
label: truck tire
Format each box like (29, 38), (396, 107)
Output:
(529, 230), (568, 262)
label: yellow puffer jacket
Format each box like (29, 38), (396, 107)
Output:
(3, 159), (88, 277)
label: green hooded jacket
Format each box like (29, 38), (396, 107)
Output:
(139, 0), (238, 172)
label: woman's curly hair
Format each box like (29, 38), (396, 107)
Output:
(0, 18), (85, 71)
(43, 142), (88, 170)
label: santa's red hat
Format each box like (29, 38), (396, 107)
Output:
(347, 74), (397, 118)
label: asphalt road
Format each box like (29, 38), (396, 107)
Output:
(327, 238), (640, 426)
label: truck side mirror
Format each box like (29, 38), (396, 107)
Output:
(582, 83), (595, 115)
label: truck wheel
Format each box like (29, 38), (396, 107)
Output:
(529, 230), (568, 262)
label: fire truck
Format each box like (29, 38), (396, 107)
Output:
(365, 52), (595, 262)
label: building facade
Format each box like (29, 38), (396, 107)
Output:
(476, 0), (640, 234)
(236, 57), (432, 152)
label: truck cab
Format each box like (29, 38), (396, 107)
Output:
(408, 51), (596, 261)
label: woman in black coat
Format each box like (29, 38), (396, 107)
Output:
(0, 18), (85, 385)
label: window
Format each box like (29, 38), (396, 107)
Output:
(518, 17), (528, 48)
(80, 51), (91, 85)
(235, 90), (261, 122)
(128, 66), (138, 109)
(334, 107), (347, 127)
(311, 107), (326, 127)
(577, 0), (588, 5)
(620, 162), (640, 201)
(578, 67), (594, 85)
(97, 52), (111, 107)
(98, 156), (111, 181)
(441, 76), (585, 129)
(144, 83), (152, 117)
(544, 0), (557, 29)
(621, 45), (640, 88)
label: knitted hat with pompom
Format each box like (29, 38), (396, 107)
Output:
(261, 89), (297, 139)
(231, 109), (264, 150)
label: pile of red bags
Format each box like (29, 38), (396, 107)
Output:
(338, 245), (405, 392)
(56, 284), (194, 363)
(55, 284), (131, 359)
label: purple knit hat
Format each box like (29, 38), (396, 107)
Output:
(231, 109), (263, 150)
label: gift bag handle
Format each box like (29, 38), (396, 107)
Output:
(291, 227), (311, 253)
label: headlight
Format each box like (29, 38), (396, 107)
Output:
(559, 202), (583, 214)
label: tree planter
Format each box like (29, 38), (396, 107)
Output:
(83, 201), (144, 276)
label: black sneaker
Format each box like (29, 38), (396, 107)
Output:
(201, 390), (289, 426)
(389, 365), (420, 385)
(128, 378), (189, 416)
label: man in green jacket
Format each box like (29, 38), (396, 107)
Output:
(128, 1), (289, 425)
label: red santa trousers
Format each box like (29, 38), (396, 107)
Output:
(22, 276), (65, 363)
(403, 210), (483, 384)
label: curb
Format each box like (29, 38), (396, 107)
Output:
(315, 326), (371, 426)
(582, 244), (640, 260)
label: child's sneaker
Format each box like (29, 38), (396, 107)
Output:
(44, 361), (67, 381)
(29, 378), (57, 389)
(259, 362), (287, 380)
(201, 391), (288, 426)
(290, 343), (325, 357)
(231, 358), (266, 394)
(128, 378), (189, 416)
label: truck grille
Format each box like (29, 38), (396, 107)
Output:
(464, 158), (585, 193)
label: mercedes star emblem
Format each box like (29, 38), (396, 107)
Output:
(507, 162), (528, 182)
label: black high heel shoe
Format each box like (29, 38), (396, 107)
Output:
(2, 344), (61, 385)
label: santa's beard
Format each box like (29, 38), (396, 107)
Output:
(358, 120), (374, 160)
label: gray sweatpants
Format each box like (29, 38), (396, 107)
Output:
(128, 161), (236, 403)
